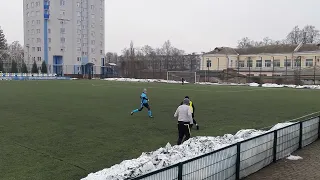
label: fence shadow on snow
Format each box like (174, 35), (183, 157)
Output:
(128, 116), (320, 180)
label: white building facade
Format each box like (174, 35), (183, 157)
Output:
(23, 0), (105, 75)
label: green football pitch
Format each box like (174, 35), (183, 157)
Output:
(1, 80), (320, 180)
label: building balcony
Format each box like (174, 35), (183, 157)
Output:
(44, 5), (50, 10)
(44, 13), (50, 19)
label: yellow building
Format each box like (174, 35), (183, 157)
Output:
(202, 44), (320, 77)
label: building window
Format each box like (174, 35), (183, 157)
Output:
(91, 14), (95, 19)
(91, 48), (95, 53)
(36, 1), (40, 7)
(60, 0), (65, 6)
(37, 20), (41, 24)
(77, 12), (81, 17)
(77, 29), (81, 34)
(237, 60), (245, 67)
(91, 40), (95, 45)
(77, 20), (81, 25)
(37, 47), (41, 51)
(31, 29), (35, 34)
(60, 11), (65, 16)
(294, 59), (301, 67)
(32, 47), (35, 52)
(273, 60), (280, 67)
(77, 57), (81, 61)
(26, 4), (29, 9)
(49, 47), (51, 51)
(256, 60), (262, 67)
(246, 59), (252, 67)
(91, 5), (95, 10)
(33, 57), (36, 61)
(284, 59), (291, 67)
(36, 29), (40, 34)
(77, 2), (81, 7)
(91, 32), (95, 37)
(77, 38), (81, 43)
(306, 59), (313, 67)
(48, 38), (51, 43)
(100, 50), (103, 55)
(60, 37), (65, 43)
(91, 23), (95, 28)
(36, 11), (40, 16)
(265, 60), (271, 67)
(31, 2), (34, 7)
(37, 57), (41, 61)
(48, 29), (51, 33)
(31, 11), (34, 16)
(77, 47), (81, 52)
(37, 38), (41, 43)
(27, 12), (30, 17)
(60, 28), (65, 34)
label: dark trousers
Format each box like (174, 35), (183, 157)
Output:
(177, 121), (191, 145)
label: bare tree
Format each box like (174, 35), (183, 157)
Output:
(237, 37), (254, 48)
(286, 26), (303, 44)
(262, 37), (273, 46)
(106, 52), (119, 64)
(106, 52), (113, 63)
(141, 45), (154, 56)
(302, 25), (320, 44)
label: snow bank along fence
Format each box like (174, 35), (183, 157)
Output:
(129, 116), (320, 180)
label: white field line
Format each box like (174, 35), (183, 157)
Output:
(259, 111), (320, 130)
(286, 111), (320, 122)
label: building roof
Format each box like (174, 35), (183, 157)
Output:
(206, 44), (320, 56)
(205, 47), (239, 55)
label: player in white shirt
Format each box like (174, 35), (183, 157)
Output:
(174, 98), (193, 145)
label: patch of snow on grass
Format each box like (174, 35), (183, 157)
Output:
(286, 155), (303, 160)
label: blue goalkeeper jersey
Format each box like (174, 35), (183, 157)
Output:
(141, 92), (148, 104)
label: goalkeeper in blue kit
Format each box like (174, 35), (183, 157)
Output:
(131, 89), (153, 118)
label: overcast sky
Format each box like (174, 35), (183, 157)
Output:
(0, 0), (320, 54)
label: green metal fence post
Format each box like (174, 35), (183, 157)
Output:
(236, 143), (241, 180)
(178, 163), (183, 180)
(299, 122), (303, 149)
(273, 130), (277, 163)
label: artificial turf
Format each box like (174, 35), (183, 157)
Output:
(0, 80), (320, 180)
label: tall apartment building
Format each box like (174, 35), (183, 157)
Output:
(23, 0), (105, 75)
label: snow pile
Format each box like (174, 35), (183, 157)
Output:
(262, 83), (284, 88)
(196, 82), (247, 86)
(102, 78), (320, 90)
(81, 122), (293, 180)
(248, 83), (259, 87)
(286, 155), (303, 160)
(103, 78), (189, 84)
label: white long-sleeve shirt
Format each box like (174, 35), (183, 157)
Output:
(174, 104), (193, 124)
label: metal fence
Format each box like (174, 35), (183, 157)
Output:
(129, 116), (320, 180)
(198, 65), (320, 85)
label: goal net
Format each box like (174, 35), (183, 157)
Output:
(167, 71), (200, 84)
